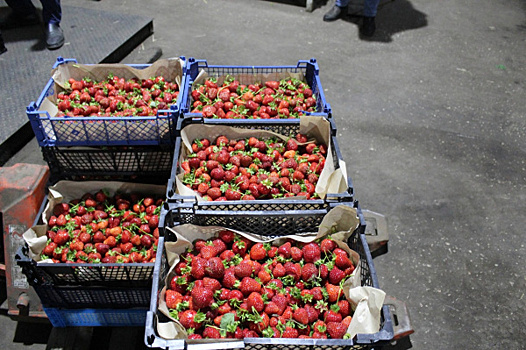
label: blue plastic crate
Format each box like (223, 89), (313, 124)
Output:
(27, 56), (185, 147)
(44, 307), (148, 327)
(177, 57), (331, 131)
(144, 202), (396, 349)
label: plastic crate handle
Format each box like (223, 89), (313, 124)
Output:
(361, 209), (389, 258)
(384, 295), (414, 341)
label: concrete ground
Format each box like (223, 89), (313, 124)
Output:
(2, 0), (526, 349)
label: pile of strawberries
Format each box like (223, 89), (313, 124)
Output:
(165, 230), (356, 339)
(189, 77), (317, 119)
(55, 75), (179, 118)
(180, 133), (327, 200)
(41, 190), (164, 264)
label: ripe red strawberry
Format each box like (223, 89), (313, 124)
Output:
(311, 286), (324, 301)
(313, 320), (327, 334)
(247, 292), (264, 313)
(240, 277), (261, 296)
(284, 262), (301, 281)
(302, 242), (321, 263)
(267, 246), (278, 258)
(277, 242), (292, 258)
(293, 307), (309, 325)
(229, 289), (244, 302)
(338, 300), (351, 317)
(191, 287), (214, 309)
(218, 230), (235, 243)
(257, 268), (271, 284)
(179, 310), (205, 330)
(212, 238), (227, 254)
(165, 289), (183, 309)
(200, 245), (217, 259)
(205, 257), (225, 279)
(327, 322), (347, 339)
(325, 283), (343, 303)
(301, 263), (318, 282)
(324, 309), (343, 323)
(329, 266), (346, 285)
(264, 301), (281, 315)
(250, 243), (267, 260)
(234, 261), (253, 278)
(312, 332), (328, 339)
(202, 277), (221, 292)
(272, 263), (286, 278)
(290, 246), (303, 261)
(188, 334), (202, 340)
(319, 264), (329, 281)
(222, 267), (238, 289)
(282, 327), (299, 338)
(267, 279), (283, 290)
(335, 254), (353, 269)
(202, 326), (222, 339)
(304, 303), (319, 323)
(191, 257), (207, 280)
(271, 294), (288, 315)
(232, 239), (247, 256)
(320, 238), (337, 253)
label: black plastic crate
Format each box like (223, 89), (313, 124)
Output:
(27, 57), (185, 147)
(144, 203), (395, 349)
(176, 57), (332, 131)
(41, 144), (173, 184)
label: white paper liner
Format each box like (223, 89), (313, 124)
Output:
(23, 180), (166, 263)
(176, 115), (348, 201)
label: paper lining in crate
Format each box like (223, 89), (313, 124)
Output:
(155, 205), (385, 344)
(175, 115), (348, 202)
(35, 58), (184, 145)
(22, 180), (167, 285)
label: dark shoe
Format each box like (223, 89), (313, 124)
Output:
(323, 5), (348, 22)
(361, 16), (376, 37)
(45, 23), (64, 50)
(0, 11), (39, 30)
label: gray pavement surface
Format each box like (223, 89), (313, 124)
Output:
(1, 0), (526, 349)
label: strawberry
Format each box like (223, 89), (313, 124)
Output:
(284, 262), (301, 282)
(264, 301), (281, 315)
(281, 327), (298, 338)
(234, 261), (253, 278)
(312, 332), (328, 339)
(325, 283), (343, 303)
(202, 277), (221, 291)
(179, 310), (205, 330)
(165, 289), (183, 309)
(313, 320), (327, 334)
(319, 264), (329, 281)
(191, 257), (207, 280)
(250, 243), (267, 260)
(327, 322), (347, 339)
(271, 294), (288, 315)
(247, 292), (265, 313)
(292, 307), (309, 325)
(240, 277), (261, 296)
(277, 242), (291, 258)
(302, 242), (321, 263)
(212, 238), (227, 254)
(290, 247), (303, 261)
(335, 254), (353, 270)
(320, 238), (337, 253)
(257, 268), (272, 284)
(304, 303), (320, 323)
(272, 263), (286, 278)
(329, 266), (346, 285)
(202, 326), (222, 339)
(218, 230), (235, 243)
(301, 263), (318, 282)
(222, 267), (239, 289)
(338, 300), (351, 317)
(200, 245), (217, 259)
(191, 287), (214, 309)
(205, 257), (225, 279)
(324, 308), (343, 323)
(342, 315), (352, 329)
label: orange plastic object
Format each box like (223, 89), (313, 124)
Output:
(0, 163), (49, 317)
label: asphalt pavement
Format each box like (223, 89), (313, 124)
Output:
(1, 0), (526, 349)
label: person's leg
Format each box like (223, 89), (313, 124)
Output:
(323, 0), (351, 21)
(363, 0), (380, 17)
(39, 0), (61, 25)
(39, 0), (64, 50)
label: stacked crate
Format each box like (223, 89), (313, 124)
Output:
(143, 58), (398, 349)
(16, 56), (186, 326)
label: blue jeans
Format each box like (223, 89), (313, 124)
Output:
(336, 0), (380, 17)
(5, 0), (61, 25)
